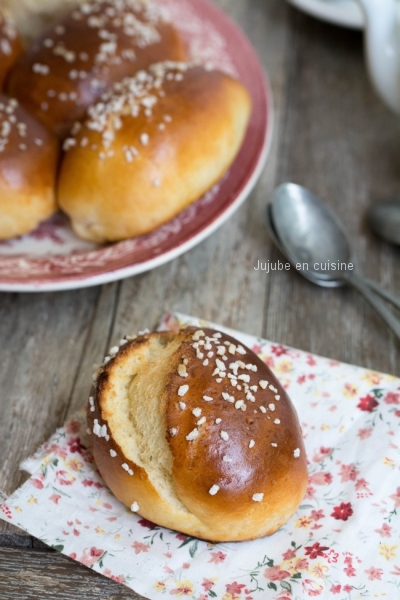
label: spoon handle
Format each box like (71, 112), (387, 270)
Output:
(347, 273), (400, 340)
(363, 277), (400, 310)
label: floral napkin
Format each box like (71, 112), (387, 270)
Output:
(1, 312), (400, 600)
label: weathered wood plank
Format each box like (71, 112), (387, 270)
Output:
(0, 547), (145, 599)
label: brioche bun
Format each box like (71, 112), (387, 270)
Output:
(6, 0), (186, 137)
(0, 94), (58, 240)
(58, 62), (252, 243)
(88, 327), (307, 542)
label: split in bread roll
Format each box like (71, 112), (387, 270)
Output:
(0, 9), (23, 89)
(6, 0), (186, 137)
(0, 93), (59, 240)
(58, 62), (252, 243)
(88, 327), (308, 542)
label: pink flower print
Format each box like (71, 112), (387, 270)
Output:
(67, 436), (85, 454)
(176, 533), (188, 541)
(55, 470), (75, 486)
(69, 552), (77, 559)
(384, 392), (400, 405)
(304, 542), (329, 559)
(375, 523), (392, 537)
(330, 585), (341, 594)
(302, 579), (323, 596)
(312, 446), (333, 462)
(132, 541), (150, 554)
(355, 478), (369, 491)
(251, 344), (263, 354)
(357, 427), (372, 440)
(307, 355), (317, 366)
(305, 485), (316, 500)
(343, 556), (356, 577)
(331, 502), (353, 521)
(226, 582), (246, 596)
(31, 475), (45, 489)
(310, 509), (325, 521)
(103, 568), (125, 584)
(73, 529), (80, 536)
(343, 585), (353, 592)
(182, 563), (190, 569)
(263, 566), (290, 581)
(309, 472), (332, 485)
(395, 410), (400, 417)
(365, 567), (383, 580)
(282, 548), (296, 560)
(65, 420), (81, 434)
(390, 488), (400, 508)
(208, 551), (226, 564)
(390, 565), (400, 575)
(343, 383), (358, 397)
(79, 547), (104, 567)
(81, 479), (94, 487)
(339, 464), (359, 482)
(271, 344), (289, 357)
(293, 558), (309, 570)
(201, 579), (215, 592)
(169, 580), (194, 596)
(297, 375), (306, 384)
(163, 566), (174, 574)
(49, 493), (61, 504)
(344, 565), (356, 577)
(357, 394), (378, 412)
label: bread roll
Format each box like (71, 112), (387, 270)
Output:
(0, 93), (58, 240)
(88, 327), (308, 542)
(6, 0), (186, 137)
(0, 9), (23, 89)
(58, 62), (252, 243)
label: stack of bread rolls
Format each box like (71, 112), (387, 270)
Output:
(88, 327), (308, 541)
(0, 0), (252, 242)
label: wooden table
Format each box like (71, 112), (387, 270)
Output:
(1, 0), (399, 597)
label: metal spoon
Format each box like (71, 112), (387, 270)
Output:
(266, 183), (400, 339)
(368, 199), (400, 245)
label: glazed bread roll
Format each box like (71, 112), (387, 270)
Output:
(88, 327), (308, 542)
(58, 62), (252, 243)
(0, 9), (23, 89)
(6, 0), (186, 137)
(0, 93), (58, 240)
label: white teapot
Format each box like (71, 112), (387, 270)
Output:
(357, 0), (400, 112)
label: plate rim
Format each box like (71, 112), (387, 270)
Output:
(0, 0), (274, 293)
(287, 0), (364, 29)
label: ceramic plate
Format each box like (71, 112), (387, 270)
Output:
(0, 0), (272, 293)
(287, 0), (363, 29)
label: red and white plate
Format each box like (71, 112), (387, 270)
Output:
(0, 0), (272, 292)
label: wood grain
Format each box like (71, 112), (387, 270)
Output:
(0, 0), (399, 596)
(0, 547), (144, 599)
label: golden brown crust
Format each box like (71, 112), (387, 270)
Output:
(88, 328), (307, 542)
(165, 329), (307, 536)
(6, 0), (186, 137)
(58, 63), (252, 242)
(0, 9), (23, 90)
(0, 93), (59, 240)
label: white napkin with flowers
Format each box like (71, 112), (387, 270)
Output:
(1, 312), (400, 599)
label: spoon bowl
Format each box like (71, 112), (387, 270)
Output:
(267, 183), (400, 339)
(270, 184), (354, 284)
